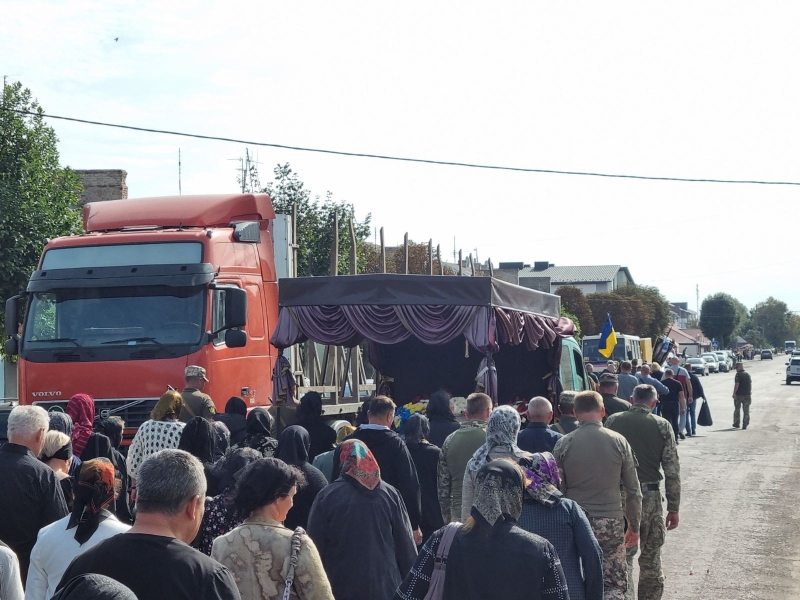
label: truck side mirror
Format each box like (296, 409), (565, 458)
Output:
(225, 329), (247, 348)
(3, 337), (18, 356)
(5, 295), (20, 336)
(224, 288), (248, 329)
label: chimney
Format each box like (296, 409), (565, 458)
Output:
(533, 261), (550, 272)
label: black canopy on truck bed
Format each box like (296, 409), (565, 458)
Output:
(270, 274), (575, 406)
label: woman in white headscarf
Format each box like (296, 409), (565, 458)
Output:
(460, 405), (532, 521)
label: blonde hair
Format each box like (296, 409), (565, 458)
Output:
(40, 430), (71, 460)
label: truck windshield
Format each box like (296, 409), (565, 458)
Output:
(23, 285), (205, 349)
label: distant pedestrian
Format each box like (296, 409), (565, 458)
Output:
(606, 385), (681, 600)
(179, 365), (216, 423)
(425, 390), (460, 448)
(0, 406), (69, 581)
(236, 407), (279, 457)
(554, 391), (642, 600)
(213, 397), (248, 447)
(551, 391), (580, 435)
(733, 362), (752, 429)
(65, 394), (95, 458)
(684, 369), (706, 437)
(667, 358), (692, 439)
(275, 425), (328, 530)
(649, 362), (665, 381)
(517, 397), (563, 454)
(597, 374), (632, 422)
(585, 363), (600, 389)
(603, 361), (617, 375)
(660, 370), (686, 442)
(308, 440), (416, 600)
(616, 362), (639, 402)
(313, 425), (356, 483)
(178, 417), (217, 490)
(637, 365), (669, 397)
(295, 391), (337, 461)
(437, 393), (491, 523)
(402, 414), (445, 544)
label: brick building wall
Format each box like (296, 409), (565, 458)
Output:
(75, 169), (128, 205)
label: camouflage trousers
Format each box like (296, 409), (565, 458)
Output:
(588, 515), (627, 600)
(733, 395), (751, 428)
(625, 489), (666, 600)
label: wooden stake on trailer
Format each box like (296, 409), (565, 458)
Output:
(488, 258), (494, 278)
(379, 227), (386, 273)
(330, 212), (339, 276)
(403, 232), (409, 274)
(428, 239), (433, 275)
(458, 250), (463, 276)
(291, 204), (298, 277)
(349, 219), (358, 275)
(469, 253), (475, 276)
(437, 244), (443, 275)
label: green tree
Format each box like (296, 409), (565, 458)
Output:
(751, 297), (793, 347)
(613, 284), (671, 341)
(699, 293), (738, 347)
(0, 82), (82, 335)
(258, 163), (372, 276)
(556, 286), (595, 335)
(586, 293), (642, 335)
(561, 306), (582, 342)
(739, 327), (766, 349)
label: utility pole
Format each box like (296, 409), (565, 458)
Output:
(696, 284), (699, 315)
(178, 148), (182, 195)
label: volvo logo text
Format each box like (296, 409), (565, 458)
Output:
(32, 391), (63, 397)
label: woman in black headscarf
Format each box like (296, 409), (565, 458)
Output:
(178, 417), (217, 492)
(237, 407), (279, 458)
(214, 397), (248, 446)
(276, 425), (328, 529)
(50, 574), (137, 600)
(295, 392), (337, 461)
(402, 414), (444, 544)
(394, 460), (569, 600)
(425, 390), (460, 448)
(81, 431), (133, 524)
(195, 447), (262, 555)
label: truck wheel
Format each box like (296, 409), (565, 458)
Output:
(787, 378), (792, 385)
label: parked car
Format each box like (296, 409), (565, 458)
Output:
(714, 351), (731, 372)
(686, 357), (709, 376)
(761, 349), (773, 360)
(701, 354), (720, 373)
(787, 357), (800, 384)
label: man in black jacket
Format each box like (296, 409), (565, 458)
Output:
(348, 395), (423, 544)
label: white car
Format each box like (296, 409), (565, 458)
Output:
(787, 356), (800, 385)
(686, 357), (709, 376)
(714, 351), (731, 372)
(701, 354), (719, 373)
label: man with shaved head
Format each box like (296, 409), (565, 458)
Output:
(516, 396), (563, 454)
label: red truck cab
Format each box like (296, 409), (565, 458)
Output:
(4, 194), (285, 435)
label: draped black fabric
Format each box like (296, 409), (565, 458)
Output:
(276, 425), (310, 466)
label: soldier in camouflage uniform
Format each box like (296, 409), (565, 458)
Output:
(554, 391), (642, 600)
(606, 384), (681, 600)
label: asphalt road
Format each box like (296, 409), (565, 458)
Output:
(630, 357), (800, 599)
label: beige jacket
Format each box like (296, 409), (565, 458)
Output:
(211, 517), (333, 600)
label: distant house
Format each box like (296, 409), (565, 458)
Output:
(518, 262), (634, 295)
(669, 302), (698, 329)
(665, 326), (711, 357)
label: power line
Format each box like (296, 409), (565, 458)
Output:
(4, 106), (800, 186)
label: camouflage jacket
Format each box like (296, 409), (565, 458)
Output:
(606, 405), (680, 513)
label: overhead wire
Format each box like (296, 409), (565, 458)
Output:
(4, 107), (800, 186)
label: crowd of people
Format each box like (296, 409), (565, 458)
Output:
(0, 358), (754, 600)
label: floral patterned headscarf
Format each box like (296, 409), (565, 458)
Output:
(467, 405), (526, 472)
(337, 439), (381, 490)
(522, 452), (563, 507)
(471, 460), (525, 528)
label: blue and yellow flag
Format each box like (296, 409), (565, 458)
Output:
(598, 314), (617, 359)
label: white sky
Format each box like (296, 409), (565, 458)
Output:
(3, 1), (799, 310)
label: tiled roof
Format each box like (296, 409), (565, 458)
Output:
(519, 265), (631, 284)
